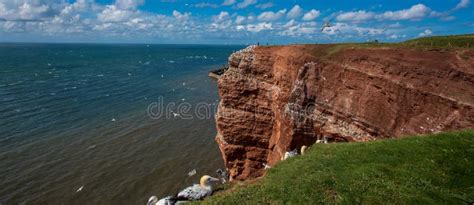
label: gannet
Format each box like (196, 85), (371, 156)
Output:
(321, 21), (332, 32)
(177, 175), (220, 201)
(147, 196), (173, 205)
(147, 195), (190, 205)
(316, 136), (328, 144)
(282, 149), (298, 160)
(300, 145), (308, 155)
(171, 111), (180, 118)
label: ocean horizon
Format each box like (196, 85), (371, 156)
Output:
(0, 43), (243, 204)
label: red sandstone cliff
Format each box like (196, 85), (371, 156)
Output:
(215, 45), (474, 180)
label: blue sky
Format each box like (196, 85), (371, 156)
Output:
(0, 0), (473, 44)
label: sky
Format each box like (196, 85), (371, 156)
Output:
(0, 0), (473, 44)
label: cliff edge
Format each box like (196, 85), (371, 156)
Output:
(215, 42), (474, 180)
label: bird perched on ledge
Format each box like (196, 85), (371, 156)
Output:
(301, 145), (308, 155)
(147, 175), (221, 205)
(282, 149), (298, 160)
(147, 196), (177, 205)
(177, 175), (221, 200)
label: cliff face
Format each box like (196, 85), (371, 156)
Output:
(215, 45), (474, 180)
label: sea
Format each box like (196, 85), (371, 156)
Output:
(0, 43), (243, 204)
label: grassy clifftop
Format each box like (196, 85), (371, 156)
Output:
(347, 34), (474, 49)
(204, 130), (474, 204)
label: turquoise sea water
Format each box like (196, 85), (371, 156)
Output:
(0, 43), (242, 204)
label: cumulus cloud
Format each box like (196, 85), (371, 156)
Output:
(455, 0), (470, 10)
(194, 3), (219, 8)
(236, 0), (257, 9)
(0, 0), (202, 40)
(256, 2), (273, 9)
(418, 29), (433, 37)
(379, 4), (430, 20)
(245, 22), (272, 32)
(213, 11), (230, 22)
(235, 15), (246, 24)
(287, 5), (302, 19)
(173, 10), (191, 22)
(322, 23), (386, 37)
(0, 1), (55, 21)
(116, 0), (144, 10)
(19, 2), (49, 20)
(258, 9), (286, 21)
(302, 9), (320, 21)
(336, 10), (375, 22)
(98, 5), (136, 22)
(211, 11), (232, 30)
(335, 4), (438, 22)
(280, 20), (318, 36)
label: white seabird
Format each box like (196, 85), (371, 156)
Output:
(171, 111), (180, 118)
(147, 196), (176, 205)
(177, 175), (220, 201)
(316, 136), (328, 144)
(300, 145), (308, 155)
(282, 149), (298, 160)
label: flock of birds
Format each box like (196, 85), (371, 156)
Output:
(147, 138), (328, 204)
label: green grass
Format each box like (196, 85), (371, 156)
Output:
(308, 34), (474, 59)
(403, 34), (474, 49)
(202, 130), (474, 204)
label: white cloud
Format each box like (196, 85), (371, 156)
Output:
(213, 11), (230, 22)
(283, 19), (296, 28)
(98, 5), (135, 22)
(211, 11), (232, 30)
(418, 29), (433, 37)
(279, 21), (318, 36)
(246, 22), (272, 32)
(236, 0), (257, 9)
(379, 4), (430, 20)
(173, 10), (191, 21)
(222, 0), (236, 6)
(195, 3), (219, 8)
(116, 0), (144, 10)
(0, 0), (202, 41)
(255, 2), (273, 9)
(258, 9), (286, 21)
(235, 15), (246, 24)
(455, 0), (470, 10)
(20, 2), (49, 20)
(302, 9), (320, 21)
(322, 22), (385, 36)
(336, 10), (375, 22)
(287, 5), (302, 19)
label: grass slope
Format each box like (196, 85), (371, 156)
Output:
(310, 34), (474, 59)
(203, 130), (474, 204)
(340, 34), (474, 49)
